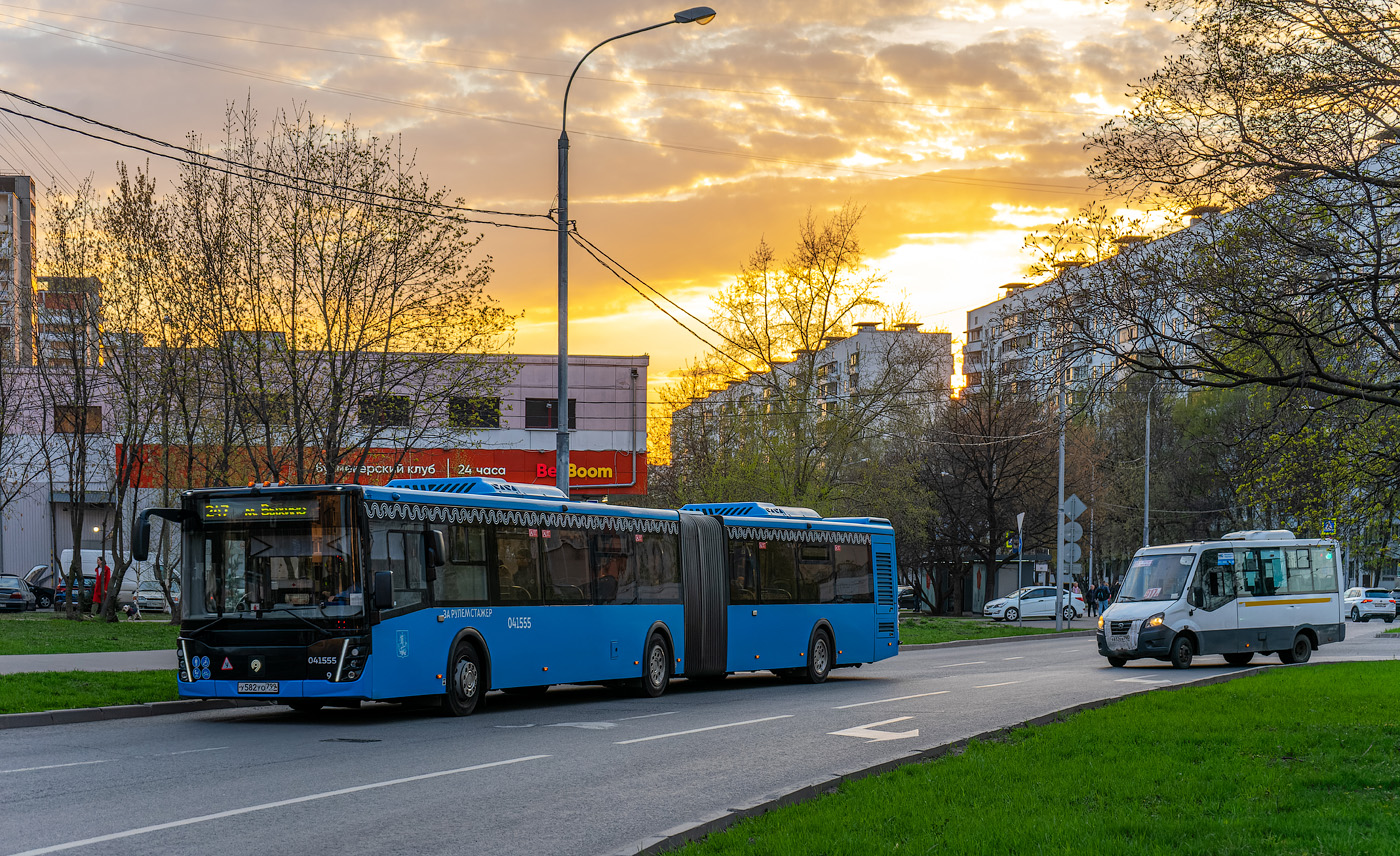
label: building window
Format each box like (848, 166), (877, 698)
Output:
(54, 405), (101, 433)
(525, 398), (576, 429)
(359, 395), (412, 426)
(449, 397), (501, 429)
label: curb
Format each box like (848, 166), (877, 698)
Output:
(0, 698), (276, 730)
(610, 664), (1282, 855)
(899, 629), (1097, 650)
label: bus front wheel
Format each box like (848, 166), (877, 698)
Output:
(638, 634), (671, 698)
(442, 641), (484, 716)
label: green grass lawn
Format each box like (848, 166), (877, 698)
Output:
(898, 614), (1085, 644)
(0, 670), (179, 714)
(0, 612), (179, 655)
(680, 662), (1400, 855)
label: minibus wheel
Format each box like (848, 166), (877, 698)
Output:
(1278, 633), (1312, 665)
(1106, 657), (1127, 667)
(1223, 652), (1254, 666)
(1169, 636), (1194, 669)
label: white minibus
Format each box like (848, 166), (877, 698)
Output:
(1097, 530), (1344, 668)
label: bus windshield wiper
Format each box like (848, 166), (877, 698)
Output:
(267, 604), (334, 638)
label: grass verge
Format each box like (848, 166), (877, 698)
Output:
(0, 613), (179, 655)
(679, 662), (1400, 855)
(898, 614), (1085, 644)
(0, 670), (178, 714)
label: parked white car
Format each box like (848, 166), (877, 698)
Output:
(134, 579), (180, 613)
(984, 586), (1087, 622)
(1343, 587), (1396, 623)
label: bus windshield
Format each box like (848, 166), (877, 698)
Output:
(1117, 553), (1194, 603)
(186, 493), (362, 621)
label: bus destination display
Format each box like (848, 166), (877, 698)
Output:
(201, 498), (320, 522)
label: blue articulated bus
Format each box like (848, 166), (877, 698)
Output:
(132, 477), (899, 715)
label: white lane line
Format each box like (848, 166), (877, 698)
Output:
(974, 681), (1021, 688)
(166, 747), (228, 756)
(829, 716), (919, 743)
(937, 661), (986, 668)
(1002, 656), (1024, 661)
(615, 715), (793, 745)
(834, 691), (949, 710)
(1, 760), (109, 775)
(8, 755), (550, 856)
(617, 711), (676, 722)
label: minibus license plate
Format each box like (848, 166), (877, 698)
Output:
(237, 681), (279, 694)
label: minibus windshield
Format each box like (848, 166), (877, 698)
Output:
(1117, 553), (1193, 603)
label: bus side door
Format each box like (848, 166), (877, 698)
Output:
(1188, 549), (1240, 653)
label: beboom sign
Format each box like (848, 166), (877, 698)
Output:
(122, 446), (647, 494)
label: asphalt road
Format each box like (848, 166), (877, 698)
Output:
(5, 626), (1397, 856)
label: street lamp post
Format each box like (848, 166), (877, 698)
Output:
(555, 6), (717, 496)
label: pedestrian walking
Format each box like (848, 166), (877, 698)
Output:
(1095, 583), (1110, 616)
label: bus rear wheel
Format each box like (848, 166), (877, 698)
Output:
(638, 634), (671, 698)
(1223, 652), (1254, 666)
(1278, 634), (1312, 665)
(804, 629), (833, 684)
(442, 641), (484, 716)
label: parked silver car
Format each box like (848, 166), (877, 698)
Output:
(134, 579), (180, 613)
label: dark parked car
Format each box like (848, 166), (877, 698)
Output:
(0, 575), (37, 611)
(55, 575), (97, 609)
(23, 565), (55, 609)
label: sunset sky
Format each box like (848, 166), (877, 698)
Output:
(0, 0), (1183, 390)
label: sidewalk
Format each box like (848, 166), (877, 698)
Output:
(0, 650), (174, 675)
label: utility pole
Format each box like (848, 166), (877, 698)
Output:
(1055, 371), (1066, 631)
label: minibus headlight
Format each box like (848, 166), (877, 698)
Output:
(1097, 614), (1104, 631)
(1145, 612), (1165, 628)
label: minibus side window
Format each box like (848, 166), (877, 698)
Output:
(1192, 549), (1238, 611)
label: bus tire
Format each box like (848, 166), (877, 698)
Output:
(1169, 635), (1194, 669)
(804, 628), (833, 684)
(638, 633), (671, 698)
(442, 641), (484, 716)
(1223, 652), (1254, 666)
(1106, 656), (1127, 667)
(1279, 633), (1312, 665)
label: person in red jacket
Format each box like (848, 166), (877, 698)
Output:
(92, 558), (111, 614)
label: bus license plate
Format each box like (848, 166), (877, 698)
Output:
(237, 681), (279, 694)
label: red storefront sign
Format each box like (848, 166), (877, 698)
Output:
(121, 446), (647, 494)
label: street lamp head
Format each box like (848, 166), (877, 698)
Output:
(674, 6), (717, 24)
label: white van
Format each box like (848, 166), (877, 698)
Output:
(57, 549), (140, 606)
(1097, 530), (1344, 668)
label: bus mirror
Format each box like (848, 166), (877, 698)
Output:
(132, 507), (184, 562)
(428, 530), (447, 568)
(373, 571), (394, 610)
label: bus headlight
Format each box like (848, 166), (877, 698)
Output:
(1145, 613), (1165, 629)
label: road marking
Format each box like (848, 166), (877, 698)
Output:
(617, 712), (676, 722)
(1115, 676), (1172, 685)
(166, 747), (228, 756)
(973, 681), (1021, 688)
(829, 716), (919, 743)
(834, 691), (949, 710)
(1002, 657), (1024, 661)
(549, 721), (618, 730)
(938, 661), (986, 668)
(7, 755), (550, 856)
(614, 715), (793, 745)
(1, 760), (109, 775)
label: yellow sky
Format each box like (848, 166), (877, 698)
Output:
(0, 0), (1182, 392)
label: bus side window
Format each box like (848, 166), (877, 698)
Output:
(834, 543), (873, 603)
(542, 529), (590, 604)
(760, 541), (797, 603)
(591, 531), (636, 605)
(493, 526), (540, 603)
(637, 532), (680, 603)
(729, 541), (758, 604)
(375, 527), (426, 609)
(797, 544), (834, 604)
(437, 524), (488, 604)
